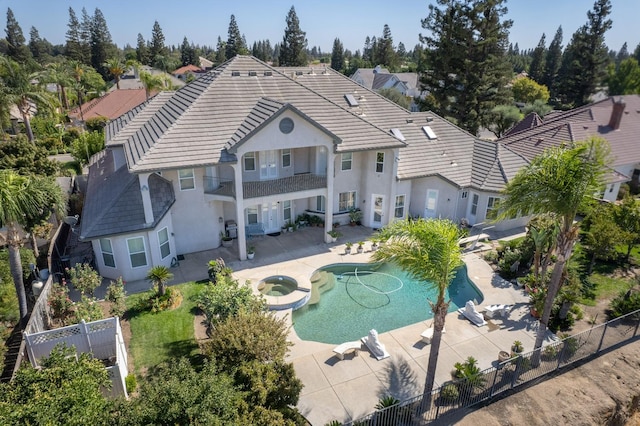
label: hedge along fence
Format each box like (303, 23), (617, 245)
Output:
(348, 309), (640, 425)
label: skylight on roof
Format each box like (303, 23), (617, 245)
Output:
(345, 93), (359, 107)
(390, 128), (406, 141)
(422, 126), (437, 140)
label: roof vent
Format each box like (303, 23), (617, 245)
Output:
(345, 94), (359, 107)
(263, 71), (272, 76)
(390, 128), (406, 141)
(422, 126), (437, 140)
(248, 71), (257, 76)
(295, 71), (303, 76)
(231, 70), (240, 77)
(426, 116), (434, 122)
(406, 118), (413, 123)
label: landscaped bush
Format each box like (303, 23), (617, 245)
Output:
(74, 296), (103, 323)
(440, 383), (459, 403)
(145, 287), (182, 313)
(48, 282), (75, 326)
(497, 247), (522, 279)
(105, 277), (126, 318)
(85, 116), (109, 132)
(608, 287), (640, 319)
(68, 263), (101, 297)
(125, 374), (137, 394)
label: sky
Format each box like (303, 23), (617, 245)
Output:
(6, 0), (639, 55)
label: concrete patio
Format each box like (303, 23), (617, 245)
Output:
(83, 224), (549, 425)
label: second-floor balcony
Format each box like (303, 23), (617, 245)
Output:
(204, 174), (327, 199)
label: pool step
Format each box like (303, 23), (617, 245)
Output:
(307, 271), (335, 305)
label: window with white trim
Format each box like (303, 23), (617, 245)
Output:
(316, 196), (325, 212)
(127, 237), (147, 268)
(375, 152), (384, 173)
(178, 169), (195, 191)
(158, 227), (170, 259)
(244, 152), (256, 171)
(247, 207), (258, 224)
(486, 196), (500, 220)
(99, 238), (115, 268)
(339, 191), (356, 212)
(282, 149), (291, 168)
(394, 195), (406, 218)
(283, 200), (292, 222)
(341, 153), (352, 171)
(471, 193), (479, 215)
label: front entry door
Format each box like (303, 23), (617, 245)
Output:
(424, 189), (438, 218)
(371, 194), (384, 228)
(260, 150), (277, 180)
(261, 203), (279, 233)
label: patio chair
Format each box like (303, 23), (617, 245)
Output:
(361, 329), (390, 360)
(483, 304), (513, 319)
(332, 341), (361, 360)
(458, 300), (487, 326)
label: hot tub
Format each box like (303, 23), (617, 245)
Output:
(258, 276), (298, 296)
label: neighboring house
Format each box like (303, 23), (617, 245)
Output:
(172, 64), (205, 81)
(68, 89), (148, 122)
(199, 56), (214, 70)
(498, 95), (640, 202)
(115, 65), (185, 91)
(350, 65), (425, 111)
(80, 56), (528, 282)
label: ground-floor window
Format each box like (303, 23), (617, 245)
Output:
(127, 237), (147, 268)
(394, 195), (406, 218)
(158, 227), (170, 259)
(486, 196), (501, 220)
(339, 191), (356, 212)
(100, 238), (115, 268)
(283, 200), (292, 222)
(247, 207), (258, 224)
(471, 193), (479, 216)
(315, 196), (325, 212)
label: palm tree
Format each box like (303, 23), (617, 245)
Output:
(0, 170), (65, 327)
(104, 57), (125, 89)
(370, 218), (463, 410)
(68, 60), (86, 121)
(139, 71), (164, 101)
(40, 61), (73, 109)
(498, 138), (609, 354)
(0, 57), (54, 143)
(146, 265), (173, 296)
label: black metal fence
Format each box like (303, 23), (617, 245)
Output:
(348, 309), (640, 425)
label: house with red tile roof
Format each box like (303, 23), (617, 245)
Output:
(69, 89), (148, 122)
(172, 64), (205, 81)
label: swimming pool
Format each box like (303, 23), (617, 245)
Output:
(292, 263), (483, 344)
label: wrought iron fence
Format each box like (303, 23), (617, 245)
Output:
(348, 309), (640, 425)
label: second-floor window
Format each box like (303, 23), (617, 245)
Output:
(282, 149), (291, 168)
(244, 152), (256, 171)
(100, 238), (115, 268)
(339, 191), (356, 212)
(341, 153), (352, 171)
(375, 152), (384, 173)
(178, 169), (195, 191)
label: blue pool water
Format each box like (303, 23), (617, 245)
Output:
(292, 263), (483, 344)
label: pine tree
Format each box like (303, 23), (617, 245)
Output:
(542, 26), (563, 98)
(397, 42), (407, 59)
(5, 8), (31, 63)
(136, 33), (149, 64)
(419, 0), (513, 136)
(278, 6), (307, 66)
(363, 36), (372, 63)
(90, 8), (114, 78)
(375, 24), (397, 69)
(65, 7), (83, 62)
(616, 42), (629, 65)
(528, 33), (546, 83)
(79, 7), (92, 65)
(634, 43), (640, 62)
(149, 20), (166, 66)
(556, 0), (612, 107)
(225, 15), (247, 58)
(331, 38), (344, 72)
(28, 26), (49, 63)
(215, 36), (226, 64)
(180, 36), (197, 66)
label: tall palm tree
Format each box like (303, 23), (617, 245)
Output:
(370, 218), (463, 410)
(68, 60), (86, 121)
(498, 138), (609, 354)
(146, 265), (173, 296)
(0, 170), (65, 327)
(104, 57), (125, 89)
(139, 71), (164, 101)
(0, 57), (53, 143)
(40, 61), (73, 110)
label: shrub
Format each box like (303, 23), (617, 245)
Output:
(70, 131), (105, 165)
(497, 247), (522, 279)
(105, 278), (126, 318)
(85, 116), (109, 132)
(483, 250), (498, 263)
(74, 296), (103, 323)
(68, 263), (101, 297)
(48, 281), (74, 326)
(149, 287), (183, 313)
(608, 287), (640, 319)
(125, 374), (137, 394)
(440, 383), (459, 402)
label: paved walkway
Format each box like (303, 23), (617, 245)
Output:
(81, 225), (552, 425)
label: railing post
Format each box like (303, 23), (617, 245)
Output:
(595, 322), (609, 353)
(490, 366), (499, 397)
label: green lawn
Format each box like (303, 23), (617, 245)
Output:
(126, 282), (205, 373)
(580, 273), (632, 306)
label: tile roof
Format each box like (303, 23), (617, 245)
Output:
(79, 149), (174, 240)
(503, 112), (543, 137)
(69, 89), (148, 120)
(498, 95), (640, 169)
(173, 64), (204, 75)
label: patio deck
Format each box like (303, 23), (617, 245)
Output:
(86, 224), (549, 425)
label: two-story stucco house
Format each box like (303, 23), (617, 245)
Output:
(79, 55), (528, 282)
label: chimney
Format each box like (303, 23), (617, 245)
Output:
(608, 98), (626, 130)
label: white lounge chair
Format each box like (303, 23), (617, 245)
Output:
(458, 300), (487, 326)
(361, 329), (390, 360)
(483, 304), (513, 319)
(421, 326), (446, 344)
(332, 341), (361, 360)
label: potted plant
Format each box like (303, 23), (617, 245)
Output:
(511, 340), (524, 356)
(220, 231), (233, 248)
(247, 246), (255, 260)
(371, 240), (379, 251)
(344, 242), (353, 254)
(327, 229), (340, 243)
(285, 220), (295, 232)
(348, 208), (362, 226)
(281, 224), (288, 233)
(357, 241), (365, 253)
